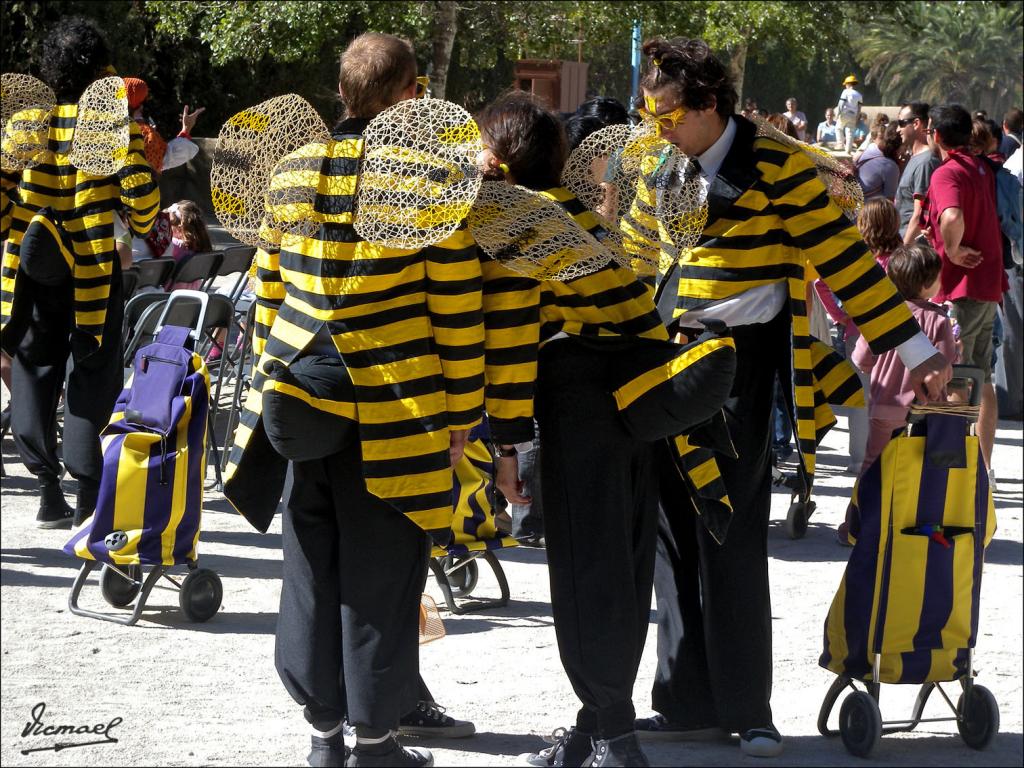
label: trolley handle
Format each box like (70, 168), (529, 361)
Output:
(153, 289), (209, 343)
(950, 365), (984, 407)
(909, 364), (984, 423)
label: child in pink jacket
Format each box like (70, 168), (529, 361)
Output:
(837, 242), (958, 545)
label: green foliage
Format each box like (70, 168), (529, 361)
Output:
(2, 0), (1018, 138)
(852, 0), (1023, 116)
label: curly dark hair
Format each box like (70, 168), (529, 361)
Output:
(40, 16), (111, 102)
(638, 38), (737, 117)
(475, 91), (567, 191)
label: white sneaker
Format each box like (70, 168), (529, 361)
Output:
(988, 468), (999, 493)
(740, 725), (784, 758)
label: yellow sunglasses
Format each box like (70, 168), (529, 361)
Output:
(415, 76), (430, 99)
(638, 95), (688, 134)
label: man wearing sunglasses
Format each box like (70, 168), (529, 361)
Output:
(623, 37), (952, 759)
(895, 102), (940, 243)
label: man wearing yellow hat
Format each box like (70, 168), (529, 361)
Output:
(836, 74), (863, 153)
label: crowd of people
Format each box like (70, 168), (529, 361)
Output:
(1, 15), (1020, 768)
(760, 89), (1022, 508)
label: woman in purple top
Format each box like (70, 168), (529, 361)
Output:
(855, 123), (902, 200)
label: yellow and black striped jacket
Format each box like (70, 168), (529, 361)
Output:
(223, 118), (485, 545)
(624, 116), (919, 492)
(483, 186), (670, 444)
(1, 103), (159, 348)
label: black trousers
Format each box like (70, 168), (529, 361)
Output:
(536, 338), (659, 739)
(276, 423), (430, 732)
(9, 268), (123, 488)
(651, 309), (789, 733)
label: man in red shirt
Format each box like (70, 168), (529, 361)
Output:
(925, 104), (1008, 476)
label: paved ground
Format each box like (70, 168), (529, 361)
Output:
(1, 385), (1021, 766)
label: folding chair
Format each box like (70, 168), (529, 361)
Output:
(220, 300), (257, 471)
(209, 245), (256, 301)
(121, 266), (140, 301)
(122, 293), (170, 366)
(134, 257), (176, 290)
(169, 250), (223, 289)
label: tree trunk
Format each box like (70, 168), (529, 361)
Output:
(728, 40), (748, 111)
(430, 1), (459, 100)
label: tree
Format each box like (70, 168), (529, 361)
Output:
(429, 1), (459, 99)
(852, 1), (1023, 116)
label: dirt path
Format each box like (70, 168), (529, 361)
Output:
(2, 413), (1021, 766)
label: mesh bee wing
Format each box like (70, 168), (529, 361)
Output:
(210, 94), (330, 249)
(650, 148), (709, 267)
(469, 181), (628, 282)
(69, 76), (131, 176)
(561, 120), (663, 226)
(354, 98), (482, 249)
(1, 73), (55, 171)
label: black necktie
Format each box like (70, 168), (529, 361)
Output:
(683, 157), (702, 184)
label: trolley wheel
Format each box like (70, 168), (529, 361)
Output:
(442, 555), (479, 598)
(178, 568), (222, 622)
(784, 500), (815, 539)
(99, 564), (143, 608)
(839, 691), (882, 758)
(957, 684), (999, 750)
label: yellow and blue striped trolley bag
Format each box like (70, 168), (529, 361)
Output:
(64, 297), (223, 626)
(430, 423), (518, 614)
(816, 368), (1000, 757)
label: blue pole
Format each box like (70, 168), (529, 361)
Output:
(630, 20), (641, 110)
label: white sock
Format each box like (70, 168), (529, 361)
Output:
(355, 730), (394, 745)
(313, 722), (344, 739)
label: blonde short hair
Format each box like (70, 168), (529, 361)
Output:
(338, 32), (416, 118)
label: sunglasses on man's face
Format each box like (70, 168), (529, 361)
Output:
(897, 118), (916, 128)
(639, 95), (688, 134)
(415, 76), (429, 98)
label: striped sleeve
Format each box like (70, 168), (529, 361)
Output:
(117, 121), (160, 237)
(771, 147), (918, 355)
(251, 244), (283, 358)
(482, 255), (540, 444)
(424, 223), (485, 431)
(1, 169), (20, 242)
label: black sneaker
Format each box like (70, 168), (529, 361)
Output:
(346, 732), (433, 767)
(517, 727), (592, 767)
(739, 724), (783, 757)
(587, 732), (649, 767)
(308, 733), (349, 767)
(399, 700), (475, 738)
(517, 533), (546, 548)
(36, 482), (74, 529)
(633, 714), (727, 741)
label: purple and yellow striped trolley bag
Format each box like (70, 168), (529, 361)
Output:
(429, 425), (518, 615)
(816, 368), (1000, 757)
(64, 320), (223, 626)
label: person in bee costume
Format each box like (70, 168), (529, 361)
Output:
(1, 17), (160, 529)
(622, 38), (953, 757)
(221, 33), (484, 768)
(475, 92), (736, 768)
